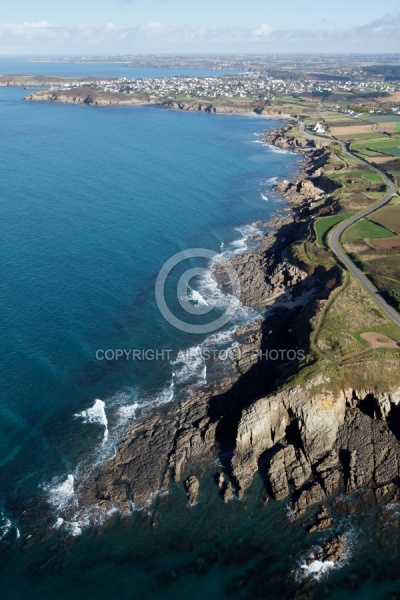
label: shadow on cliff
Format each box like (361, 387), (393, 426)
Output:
(206, 216), (343, 475)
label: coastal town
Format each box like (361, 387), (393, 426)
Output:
(51, 72), (400, 110)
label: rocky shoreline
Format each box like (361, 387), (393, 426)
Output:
(19, 121), (400, 584)
(23, 87), (295, 118)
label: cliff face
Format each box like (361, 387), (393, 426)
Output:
(24, 90), (294, 117)
(24, 89), (147, 107)
(76, 372), (400, 524)
(231, 385), (346, 498)
(232, 384), (400, 510)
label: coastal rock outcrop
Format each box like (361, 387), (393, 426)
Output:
(231, 385), (400, 514)
(231, 387), (346, 498)
(185, 476), (200, 505)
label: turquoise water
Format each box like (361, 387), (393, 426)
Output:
(1, 69), (399, 599)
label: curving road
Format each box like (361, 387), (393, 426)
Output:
(299, 122), (400, 328)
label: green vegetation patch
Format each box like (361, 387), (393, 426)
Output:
(363, 173), (384, 183)
(381, 147), (400, 157)
(315, 213), (353, 247)
(342, 218), (395, 243)
(316, 276), (400, 358)
(329, 170), (367, 179)
(364, 115), (400, 123)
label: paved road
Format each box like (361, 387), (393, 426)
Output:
(299, 123), (400, 328)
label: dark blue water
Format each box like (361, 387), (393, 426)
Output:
(0, 80), (300, 513)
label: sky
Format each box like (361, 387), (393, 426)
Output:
(0, 0), (399, 55)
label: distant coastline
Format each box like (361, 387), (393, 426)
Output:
(23, 86), (295, 119)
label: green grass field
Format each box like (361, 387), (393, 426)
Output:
(315, 213), (353, 246)
(352, 138), (400, 150)
(381, 147), (400, 157)
(329, 170), (366, 179)
(364, 115), (400, 123)
(363, 173), (384, 183)
(342, 218), (395, 243)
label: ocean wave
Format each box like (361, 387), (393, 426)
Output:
(40, 215), (266, 536)
(0, 512), (20, 545)
(213, 223), (263, 259)
(296, 529), (355, 582)
(74, 399), (109, 444)
(173, 345), (206, 386)
(186, 286), (209, 307)
(260, 192), (269, 202)
(44, 474), (77, 513)
(117, 402), (140, 421)
(298, 557), (336, 580)
(265, 144), (294, 155)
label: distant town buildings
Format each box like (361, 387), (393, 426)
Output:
(54, 72), (400, 109)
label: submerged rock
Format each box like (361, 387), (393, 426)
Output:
(185, 476), (200, 506)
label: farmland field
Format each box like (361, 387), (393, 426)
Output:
(342, 218), (395, 243)
(314, 213), (353, 246)
(369, 205), (400, 234)
(352, 138), (400, 150)
(329, 169), (367, 179)
(364, 115), (400, 123)
(371, 237), (400, 249)
(362, 173), (384, 183)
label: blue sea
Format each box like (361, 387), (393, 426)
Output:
(1, 60), (399, 599)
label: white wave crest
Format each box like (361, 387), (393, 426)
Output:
(75, 399), (108, 444)
(298, 559), (335, 580)
(265, 144), (294, 155)
(187, 286), (208, 307)
(117, 402), (139, 421)
(260, 193), (269, 202)
(45, 474), (77, 512)
(173, 345), (206, 386)
(0, 517), (12, 542)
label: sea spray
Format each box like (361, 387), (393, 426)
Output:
(74, 399), (109, 444)
(45, 474), (77, 512)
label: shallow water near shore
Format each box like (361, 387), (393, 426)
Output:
(1, 67), (400, 598)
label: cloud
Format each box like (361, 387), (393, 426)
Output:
(0, 14), (399, 54)
(251, 24), (273, 40)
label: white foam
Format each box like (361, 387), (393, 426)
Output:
(265, 144), (295, 155)
(173, 345), (206, 386)
(117, 402), (139, 420)
(75, 399), (108, 444)
(267, 176), (279, 184)
(45, 474), (77, 512)
(203, 328), (237, 347)
(187, 287), (208, 307)
(0, 517), (12, 542)
(299, 559), (335, 580)
(54, 518), (64, 529)
(152, 380), (175, 405)
(65, 521), (82, 537)
(260, 193), (269, 202)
